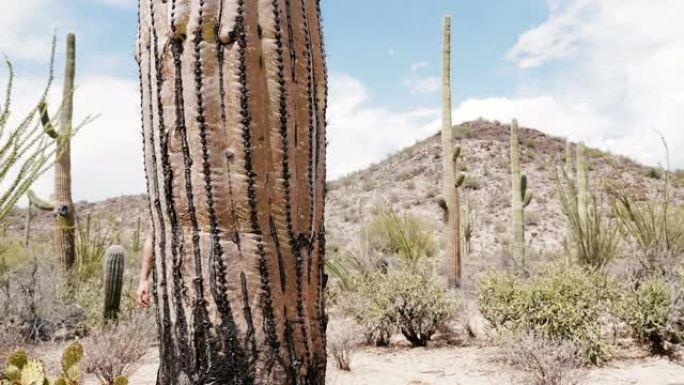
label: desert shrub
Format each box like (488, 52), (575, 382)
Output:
(500, 332), (584, 385)
(327, 320), (361, 371)
(362, 207), (435, 267)
(617, 276), (684, 356)
(341, 271), (456, 347)
(83, 310), (155, 385)
(339, 272), (395, 346)
(479, 265), (618, 364)
(73, 276), (136, 330)
(0, 259), (85, 344)
(387, 271), (456, 346)
(454, 125), (476, 139)
(611, 185), (684, 278)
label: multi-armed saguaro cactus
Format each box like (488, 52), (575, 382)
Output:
(441, 16), (464, 288)
(138, 1), (328, 383)
(510, 120), (533, 267)
(103, 245), (125, 321)
(30, 33), (77, 274)
(576, 142), (589, 225)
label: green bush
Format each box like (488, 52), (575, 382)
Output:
(341, 271), (456, 347)
(386, 271), (456, 347)
(479, 266), (618, 364)
(340, 273), (395, 346)
(617, 276), (684, 356)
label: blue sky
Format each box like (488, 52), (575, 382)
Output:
(2, 0), (683, 201)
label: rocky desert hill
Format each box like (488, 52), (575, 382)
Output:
(9, 119), (684, 284)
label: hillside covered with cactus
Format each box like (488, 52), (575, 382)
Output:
(9, 119), (683, 282)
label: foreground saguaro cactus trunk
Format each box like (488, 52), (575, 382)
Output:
(137, 1), (328, 383)
(441, 16), (461, 288)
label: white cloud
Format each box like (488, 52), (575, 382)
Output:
(94, 0), (137, 9)
(0, 0), (64, 62)
(403, 61), (440, 95)
(328, 73), (439, 178)
(502, 0), (684, 168)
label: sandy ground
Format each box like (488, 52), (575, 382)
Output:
(85, 346), (684, 385)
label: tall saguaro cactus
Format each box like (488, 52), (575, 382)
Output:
(32, 34), (77, 273)
(137, 1), (328, 383)
(441, 16), (462, 288)
(510, 120), (532, 267)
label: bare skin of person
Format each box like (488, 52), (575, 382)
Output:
(136, 230), (154, 308)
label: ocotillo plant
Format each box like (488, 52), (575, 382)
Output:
(577, 142), (589, 225)
(0, 37), (70, 223)
(103, 245), (125, 321)
(138, 1), (328, 383)
(441, 16), (463, 288)
(510, 120), (532, 267)
(33, 33), (78, 274)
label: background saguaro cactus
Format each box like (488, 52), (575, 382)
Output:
(441, 16), (462, 288)
(510, 119), (532, 267)
(103, 245), (125, 321)
(137, 0), (328, 383)
(32, 33), (78, 273)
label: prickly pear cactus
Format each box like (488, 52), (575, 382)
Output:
(1, 343), (82, 385)
(103, 245), (125, 321)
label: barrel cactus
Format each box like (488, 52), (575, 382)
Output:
(103, 245), (125, 321)
(137, 0), (328, 383)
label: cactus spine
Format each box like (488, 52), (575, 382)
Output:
(103, 245), (125, 321)
(577, 142), (589, 225)
(138, 1), (328, 382)
(510, 120), (532, 267)
(34, 34), (77, 274)
(441, 16), (462, 288)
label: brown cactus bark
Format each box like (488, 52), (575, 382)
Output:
(137, 1), (328, 384)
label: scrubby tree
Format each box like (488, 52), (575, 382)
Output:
(137, 0), (328, 383)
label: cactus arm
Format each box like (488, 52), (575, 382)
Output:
(27, 189), (54, 211)
(38, 101), (60, 139)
